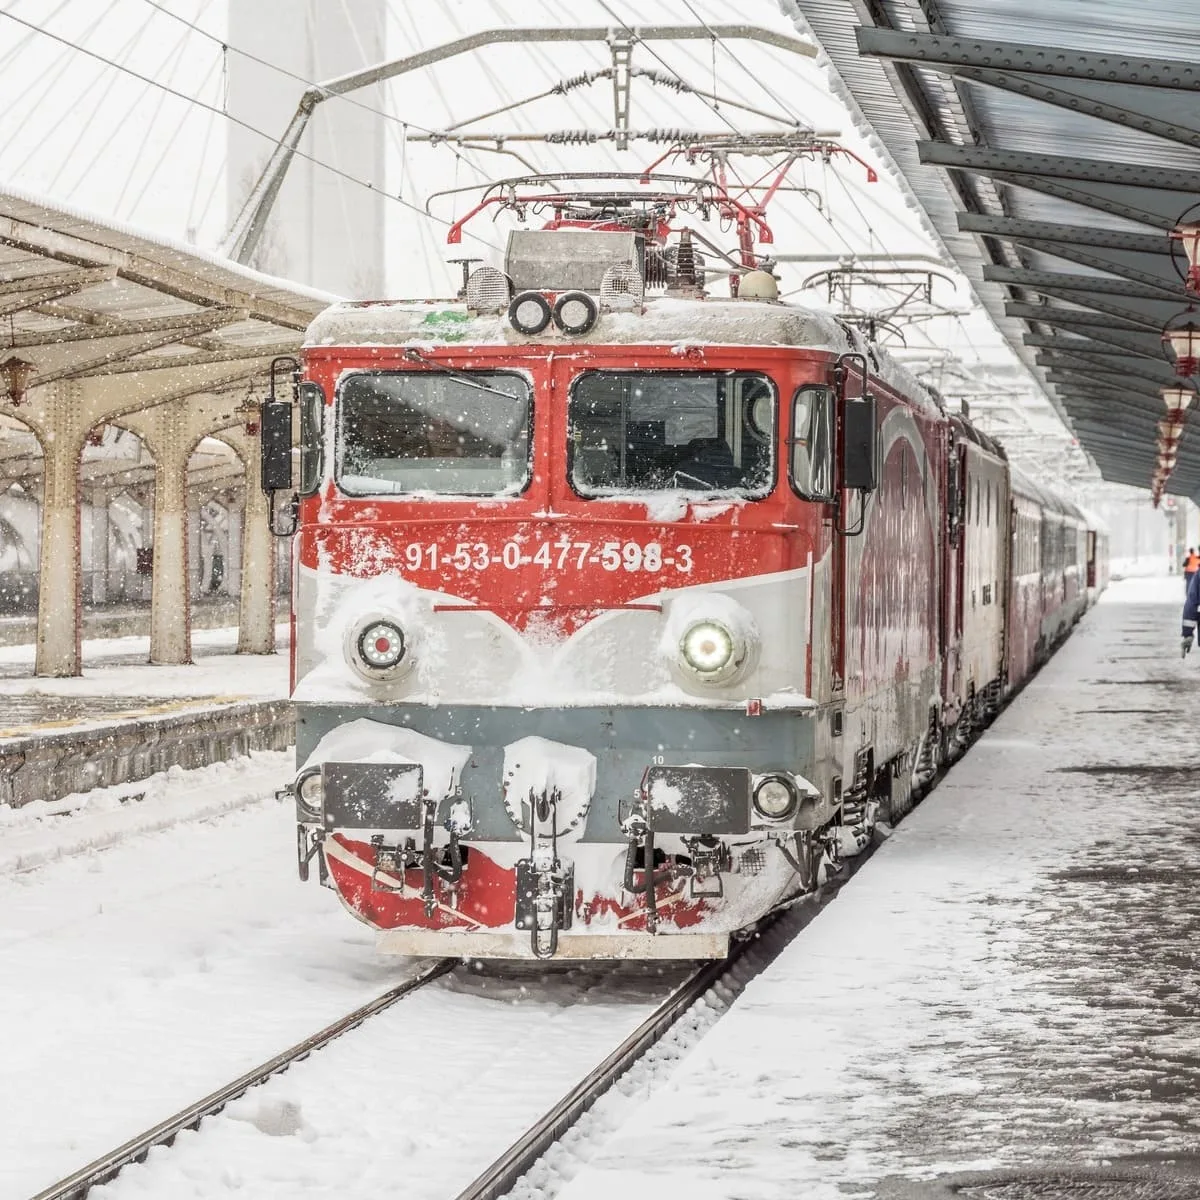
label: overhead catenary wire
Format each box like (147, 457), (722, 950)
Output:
(0, 7), (506, 255)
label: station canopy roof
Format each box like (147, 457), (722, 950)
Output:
(0, 184), (332, 404)
(787, 0), (1200, 499)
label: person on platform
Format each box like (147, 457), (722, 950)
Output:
(1183, 568), (1200, 656)
(1183, 547), (1200, 593)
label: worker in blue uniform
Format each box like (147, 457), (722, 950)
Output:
(1183, 567), (1200, 656)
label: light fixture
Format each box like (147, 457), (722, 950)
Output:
(1172, 222), (1200, 291)
(508, 291), (552, 336)
(1161, 385), (1196, 416)
(346, 614), (412, 682)
(1159, 418), (1184, 443)
(0, 355), (35, 406)
(680, 619), (735, 675)
(1164, 320), (1200, 376)
(752, 775), (797, 821)
(295, 769), (324, 821)
(551, 290), (599, 336)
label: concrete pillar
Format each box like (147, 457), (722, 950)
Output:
(34, 404), (83, 677)
(148, 418), (192, 665)
(188, 500), (203, 598)
(226, 495), (244, 598)
(238, 447), (275, 654)
(90, 488), (109, 605)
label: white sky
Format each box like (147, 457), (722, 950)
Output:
(0, 0), (1100, 467)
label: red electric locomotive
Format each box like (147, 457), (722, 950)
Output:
(261, 178), (1103, 959)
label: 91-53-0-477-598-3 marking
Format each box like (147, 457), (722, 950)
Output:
(403, 540), (695, 574)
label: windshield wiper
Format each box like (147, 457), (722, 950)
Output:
(402, 348), (520, 400)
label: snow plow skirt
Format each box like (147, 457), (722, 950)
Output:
(375, 929), (731, 960)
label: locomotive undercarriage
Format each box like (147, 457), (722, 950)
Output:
(288, 701), (847, 959)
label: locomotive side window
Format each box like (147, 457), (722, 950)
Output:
(568, 371), (774, 496)
(335, 371), (531, 496)
(789, 386), (834, 501)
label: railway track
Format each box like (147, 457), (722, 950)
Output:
(29, 958), (457, 1200)
(29, 821), (877, 1200)
(456, 859), (865, 1200)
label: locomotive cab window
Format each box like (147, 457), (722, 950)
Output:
(568, 371), (774, 496)
(335, 370), (531, 496)
(790, 386), (834, 501)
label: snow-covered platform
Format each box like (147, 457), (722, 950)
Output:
(0, 625), (291, 805)
(554, 575), (1200, 1199)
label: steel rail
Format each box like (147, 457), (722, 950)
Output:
(453, 954), (734, 1200)
(30, 958), (458, 1200)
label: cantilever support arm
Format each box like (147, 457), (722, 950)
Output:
(221, 24), (816, 265)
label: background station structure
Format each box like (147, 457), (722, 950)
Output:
(0, 0), (1189, 678)
(788, 0), (1200, 502)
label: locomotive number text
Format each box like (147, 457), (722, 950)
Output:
(403, 539), (695, 574)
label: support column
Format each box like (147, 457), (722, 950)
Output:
(148, 412), (192, 665)
(188, 499), (203, 597)
(226, 495), (244, 598)
(90, 488), (109, 606)
(238, 448), (276, 654)
(34, 410), (83, 677)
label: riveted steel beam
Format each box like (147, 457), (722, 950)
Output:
(1042, 369), (1165, 403)
(1053, 393), (1168, 425)
(958, 214), (1169, 255)
(997, 239), (1178, 293)
(1035, 348), (1176, 387)
(857, 29), (1200, 150)
(1005, 283), (1185, 328)
(982, 265), (1186, 302)
(1004, 301), (1164, 337)
(1021, 318), (1165, 358)
(917, 142), (1200, 194)
(1023, 330), (1165, 361)
(918, 142), (1200, 229)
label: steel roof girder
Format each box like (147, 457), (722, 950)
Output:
(916, 141), (1200, 193)
(1034, 348), (1176, 386)
(982, 264), (1185, 302)
(918, 143), (1200, 229)
(1052, 393), (1166, 424)
(1002, 240), (1179, 293)
(855, 29), (1200, 150)
(1004, 301), (1164, 337)
(1004, 282), (1185, 327)
(957, 214), (1169, 255)
(853, 28), (1200, 93)
(1022, 331), (1165, 361)
(1025, 321), (1165, 356)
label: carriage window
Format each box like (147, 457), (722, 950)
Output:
(336, 370), (531, 496)
(791, 386), (834, 501)
(569, 371), (774, 496)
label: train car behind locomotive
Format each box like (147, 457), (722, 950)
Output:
(261, 180), (1102, 960)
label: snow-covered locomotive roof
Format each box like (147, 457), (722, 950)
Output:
(304, 296), (942, 414)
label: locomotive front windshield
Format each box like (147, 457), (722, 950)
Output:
(337, 371), (531, 496)
(569, 371), (774, 496)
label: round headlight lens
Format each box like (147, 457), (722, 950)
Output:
(508, 291), (552, 336)
(357, 620), (406, 671)
(679, 619), (735, 677)
(297, 770), (324, 819)
(753, 776), (797, 820)
(553, 290), (598, 335)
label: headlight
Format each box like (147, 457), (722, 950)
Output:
(508, 290), (552, 336)
(296, 769), (324, 821)
(753, 775), (797, 821)
(552, 290), (599, 336)
(356, 620), (406, 671)
(679, 619), (736, 679)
